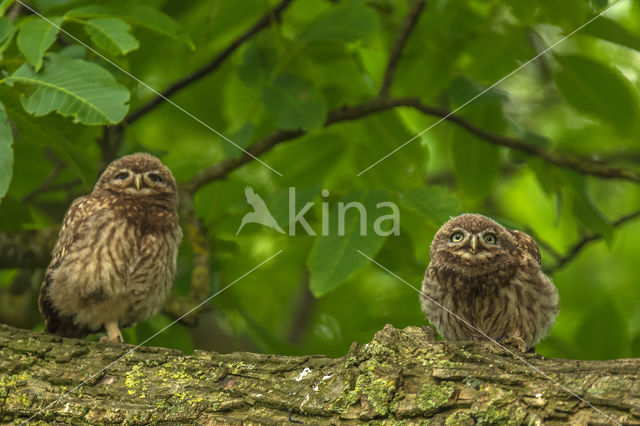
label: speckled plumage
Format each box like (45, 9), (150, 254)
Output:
(420, 213), (558, 351)
(39, 153), (182, 343)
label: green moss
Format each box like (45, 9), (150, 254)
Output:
(473, 405), (514, 425)
(588, 376), (632, 396)
(416, 381), (456, 413)
(330, 386), (359, 414)
(445, 411), (472, 425)
(463, 376), (482, 390)
(125, 363), (147, 398)
(226, 361), (255, 375)
(211, 390), (231, 411)
(354, 364), (399, 416)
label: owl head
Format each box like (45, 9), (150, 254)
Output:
(430, 213), (519, 277)
(94, 153), (178, 206)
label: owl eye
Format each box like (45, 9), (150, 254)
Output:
(114, 172), (129, 180)
(484, 233), (497, 244)
(450, 232), (464, 243)
(148, 173), (163, 183)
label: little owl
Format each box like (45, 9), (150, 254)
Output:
(39, 153), (182, 343)
(420, 213), (558, 352)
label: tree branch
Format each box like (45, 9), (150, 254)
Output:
(124, 0), (295, 126)
(187, 97), (640, 191)
(547, 209), (640, 274)
(1, 324), (637, 423)
(379, 0), (426, 98)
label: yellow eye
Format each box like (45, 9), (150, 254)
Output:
(450, 232), (464, 243)
(484, 233), (497, 244)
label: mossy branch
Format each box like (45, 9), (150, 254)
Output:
(1, 324), (638, 423)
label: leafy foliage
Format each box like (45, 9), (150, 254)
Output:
(0, 0), (639, 362)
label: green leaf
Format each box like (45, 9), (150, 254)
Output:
(564, 171), (613, 243)
(0, 85), (98, 186)
(6, 53), (130, 125)
(452, 137), (500, 201)
(0, 16), (14, 59)
(553, 54), (639, 134)
(584, 17), (640, 52)
(83, 17), (139, 56)
(399, 186), (460, 261)
(17, 15), (63, 71)
(353, 111), (427, 191)
(262, 73), (327, 130)
(0, 101), (13, 200)
(399, 186), (460, 227)
(270, 132), (345, 187)
(0, 0), (14, 16)
(308, 191), (390, 297)
(301, 0), (379, 42)
(67, 3), (193, 49)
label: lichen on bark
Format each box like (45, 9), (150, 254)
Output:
(1, 323), (639, 424)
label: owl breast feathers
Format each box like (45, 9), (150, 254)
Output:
(420, 213), (559, 351)
(38, 153), (183, 343)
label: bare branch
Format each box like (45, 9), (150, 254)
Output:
(187, 97), (640, 191)
(379, 0), (426, 98)
(125, 0), (295, 125)
(547, 209), (640, 274)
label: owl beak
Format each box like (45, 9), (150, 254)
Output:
(470, 235), (478, 253)
(134, 174), (142, 190)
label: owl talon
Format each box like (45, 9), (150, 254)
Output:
(499, 335), (528, 353)
(102, 321), (123, 344)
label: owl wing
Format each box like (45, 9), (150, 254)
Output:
(39, 195), (100, 337)
(508, 229), (541, 265)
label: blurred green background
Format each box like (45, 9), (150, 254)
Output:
(1, 0), (639, 361)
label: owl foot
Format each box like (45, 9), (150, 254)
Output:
(499, 335), (527, 353)
(101, 321), (123, 344)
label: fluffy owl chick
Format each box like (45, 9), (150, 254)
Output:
(420, 213), (558, 352)
(39, 153), (183, 343)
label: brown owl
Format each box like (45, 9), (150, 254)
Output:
(39, 153), (182, 343)
(420, 213), (558, 352)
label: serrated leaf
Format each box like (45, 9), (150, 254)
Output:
(67, 3), (193, 49)
(0, 85), (98, 186)
(0, 16), (14, 60)
(308, 191), (390, 297)
(0, 101), (13, 200)
(6, 53), (130, 125)
(301, 0), (379, 42)
(84, 17), (139, 56)
(17, 15), (63, 71)
(262, 73), (327, 130)
(553, 54), (639, 134)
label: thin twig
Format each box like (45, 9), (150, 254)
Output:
(547, 209), (640, 274)
(379, 0), (426, 98)
(125, 0), (295, 125)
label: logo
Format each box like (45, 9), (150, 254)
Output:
(236, 187), (400, 236)
(236, 187), (285, 236)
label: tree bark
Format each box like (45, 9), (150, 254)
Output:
(0, 323), (638, 424)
